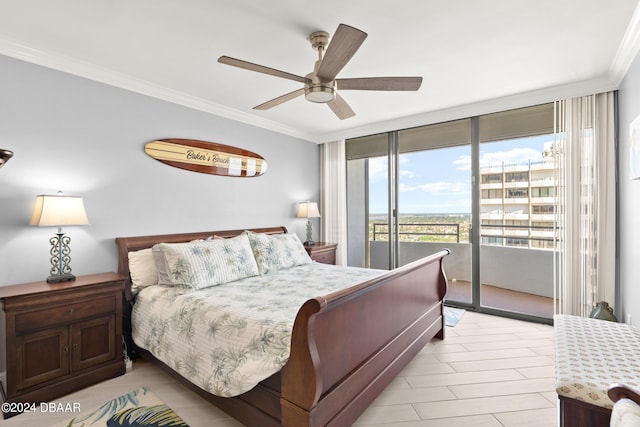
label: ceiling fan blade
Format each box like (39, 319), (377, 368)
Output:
(337, 76), (423, 91)
(316, 24), (367, 82)
(327, 94), (355, 120)
(254, 88), (305, 110)
(218, 56), (308, 84)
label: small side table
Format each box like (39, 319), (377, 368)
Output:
(304, 242), (337, 265)
(0, 273), (126, 418)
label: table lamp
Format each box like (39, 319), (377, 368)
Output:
(29, 192), (89, 283)
(296, 201), (320, 245)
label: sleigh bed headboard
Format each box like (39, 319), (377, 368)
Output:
(115, 226), (288, 292)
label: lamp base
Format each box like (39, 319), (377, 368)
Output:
(47, 232), (76, 284)
(304, 240), (315, 246)
(47, 273), (76, 284)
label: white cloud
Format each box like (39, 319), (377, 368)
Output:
(481, 147), (543, 167)
(419, 181), (469, 194)
(399, 170), (415, 179)
(454, 147), (544, 171)
(399, 183), (417, 192)
(453, 155), (471, 171)
(368, 157), (388, 182)
(398, 180), (469, 194)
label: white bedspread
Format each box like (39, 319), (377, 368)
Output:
(132, 262), (384, 397)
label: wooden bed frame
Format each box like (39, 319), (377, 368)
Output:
(116, 226), (450, 427)
(558, 395), (611, 427)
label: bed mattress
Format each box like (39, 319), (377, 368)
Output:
(132, 262), (384, 397)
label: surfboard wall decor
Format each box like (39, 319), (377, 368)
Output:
(145, 139), (268, 177)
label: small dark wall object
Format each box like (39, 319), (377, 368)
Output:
(589, 301), (618, 322)
(0, 149), (13, 168)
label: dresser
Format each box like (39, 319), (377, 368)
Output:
(0, 273), (126, 418)
(304, 242), (338, 265)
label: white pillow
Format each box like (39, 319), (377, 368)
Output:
(152, 233), (260, 290)
(128, 248), (158, 294)
(245, 231), (312, 274)
(152, 245), (172, 285)
(152, 238), (207, 285)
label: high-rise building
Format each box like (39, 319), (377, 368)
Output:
(480, 142), (557, 250)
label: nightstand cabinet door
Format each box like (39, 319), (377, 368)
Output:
(71, 315), (117, 372)
(16, 326), (70, 390)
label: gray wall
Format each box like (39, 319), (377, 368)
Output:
(618, 53), (640, 326)
(0, 55), (319, 286)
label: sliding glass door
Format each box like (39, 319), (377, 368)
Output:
(347, 120), (473, 307)
(478, 135), (556, 318)
(477, 106), (556, 320)
(395, 146), (473, 305)
(346, 104), (557, 322)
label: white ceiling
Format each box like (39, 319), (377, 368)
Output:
(1, 0), (639, 143)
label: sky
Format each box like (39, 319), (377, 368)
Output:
(368, 134), (554, 214)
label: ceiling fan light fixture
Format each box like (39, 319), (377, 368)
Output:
(304, 84), (335, 103)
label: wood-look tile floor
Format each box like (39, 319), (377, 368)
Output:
(0, 311), (557, 427)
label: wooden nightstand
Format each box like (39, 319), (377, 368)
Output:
(304, 242), (338, 265)
(0, 273), (126, 418)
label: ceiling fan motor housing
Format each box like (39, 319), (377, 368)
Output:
(304, 72), (335, 103)
(305, 31), (335, 103)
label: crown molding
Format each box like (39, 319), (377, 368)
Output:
(610, 1), (640, 85)
(318, 76), (619, 144)
(0, 36), (316, 143)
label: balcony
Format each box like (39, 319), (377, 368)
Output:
(447, 280), (554, 319)
(480, 182), (504, 189)
(503, 197), (529, 204)
(504, 181), (529, 188)
(530, 178), (557, 187)
(369, 222), (557, 320)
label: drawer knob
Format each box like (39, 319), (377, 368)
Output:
(68, 308), (75, 315)
(63, 347), (69, 353)
(72, 344), (79, 350)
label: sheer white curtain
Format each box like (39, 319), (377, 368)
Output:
(319, 140), (348, 265)
(554, 92), (616, 316)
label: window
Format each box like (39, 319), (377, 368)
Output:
(481, 189), (502, 199)
(532, 205), (555, 214)
(482, 173), (502, 184)
(506, 238), (529, 247)
(505, 172), (529, 182)
(532, 221), (554, 229)
(482, 236), (503, 246)
(531, 187), (556, 197)
(531, 239), (555, 249)
(506, 188), (528, 198)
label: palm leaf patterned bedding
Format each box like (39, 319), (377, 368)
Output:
(132, 262), (384, 397)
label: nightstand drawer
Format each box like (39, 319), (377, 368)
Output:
(15, 295), (116, 334)
(312, 251), (336, 265)
(304, 242), (337, 265)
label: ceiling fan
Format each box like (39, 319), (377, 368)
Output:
(218, 23), (422, 120)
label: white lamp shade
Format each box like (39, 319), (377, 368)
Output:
(296, 201), (320, 219)
(29, 194), (89, 227)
